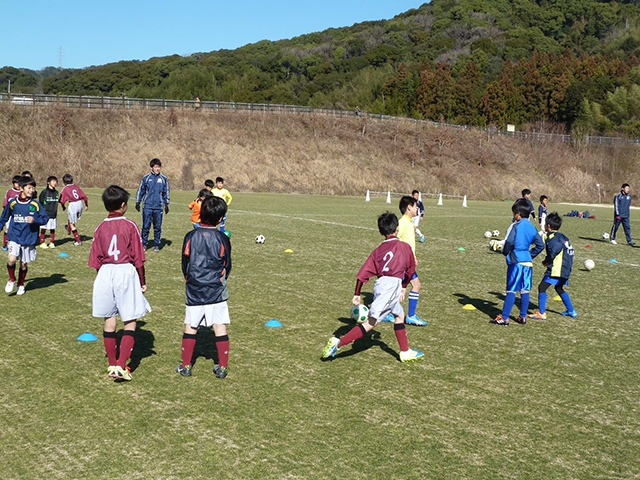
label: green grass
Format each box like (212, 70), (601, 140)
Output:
(1, 191), (639, 479)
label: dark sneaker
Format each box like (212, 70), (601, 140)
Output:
(213, 364), (228, 379)
(490, 315), (509, 326)
(514, 316), (527, 325)
(176, 364), (192, 377)
(629, 241), (636, 246)
(154, 246), (160, 252)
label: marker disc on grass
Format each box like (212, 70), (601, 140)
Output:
(77, 332), (98, 342)
(265, 319), (282, 328)
(58, 252), (69, 258)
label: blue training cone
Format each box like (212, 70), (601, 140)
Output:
(77, 332), (98, 342)
(58, 252), (69, 258)
(265, 319), (282, 328)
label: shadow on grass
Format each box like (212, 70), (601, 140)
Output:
(126, 321), (156, 373)
(323, 317), (398, 361)
(144, 238), (173, 251)
(25, 273), (68, 291)
(190, 328), (219, 366)
(578, 236), (609, 244)
(454, 293), (502, 319)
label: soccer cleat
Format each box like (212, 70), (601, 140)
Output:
(490, 315), (509, 326)
(529, 311), (547, 321)
(39, 242), (49, 249)
(405, 315), (428, 326)
(73, 241), (82, 246)
(114, 365), (132, 381)
(381, 313), (395, 323)
(514, 315), (527, 325)
(629, 241), (636, 246)
(16, 286), (25, 296)
(176, 364), (192, 377)
(560, 310), (578, 318)
(213, 364), (228, 379)
(1, 246), (7, 251)
(107, 366), (118, 378)
(400, 348), (424, 362)
(322, 336), (340, 359)
(610, 239), (617, 245)
(48, 243), (55, 248)
(154, 246), (160, 252)
(419, 234), (425, 243)
(5, 281), (15, 293)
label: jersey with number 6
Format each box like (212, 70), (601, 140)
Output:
(356, 236), (416, 285)
(89, 213), (145, 269)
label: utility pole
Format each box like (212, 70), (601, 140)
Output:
(58, 46), (63, 69)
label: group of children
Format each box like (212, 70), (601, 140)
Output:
(0, 171), (88, 295)
(189, 177), (232, 231)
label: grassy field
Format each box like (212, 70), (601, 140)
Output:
(1, 190), (638, 479)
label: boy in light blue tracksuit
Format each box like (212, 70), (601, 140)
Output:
(491, 199), (544, 326)
(135, 158), (170, 252)
(610, 183), (634, 246)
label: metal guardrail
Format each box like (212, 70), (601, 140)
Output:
(1, 92), (638, 146)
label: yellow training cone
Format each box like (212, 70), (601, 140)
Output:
(284, 249), (293, 253)
(553, 295), (562, 301)
(462, 304), (476, 310)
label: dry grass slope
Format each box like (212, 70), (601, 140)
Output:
(1, 104), (638, 202)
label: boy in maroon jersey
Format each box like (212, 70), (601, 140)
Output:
(59, 173), (89, 246)
(2, 175), (21, 251)
(176, 196), (232, 378)
(89, 185), (150, 381)
(322, 212), (424, 362)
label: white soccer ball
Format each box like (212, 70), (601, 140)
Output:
(584, 259), (595, 271)
(602, 232), (610, 240)
(255, 234), (265, 244)
(492, 230), (500, 237)
(484, 231), (492, 238)
(350, 304), (369, 323)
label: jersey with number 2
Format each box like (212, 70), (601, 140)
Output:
(89, 214), (145, 269)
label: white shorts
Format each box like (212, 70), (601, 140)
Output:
(185, 302), (231, 328)
(368, 276), (404, 321)
(67, 201), (83, 224)
(412, 216), (423, 227)
(92, 263), (151, 321)
(41, 218), (58, 231)
(7, 241), (36, 263)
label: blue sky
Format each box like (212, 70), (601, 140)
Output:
(3, 1), (425, 71)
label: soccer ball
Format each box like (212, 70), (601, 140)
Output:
(255, 234), (265, 244)
(492, 230), (500, 237)
(484, 231), (492, 238)
(602, 232), (610, 240)
(584, 259), (595, 271)
(350, 304), (369, 323)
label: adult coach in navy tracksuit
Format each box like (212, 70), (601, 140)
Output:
(610, 183), (635, 246)
(136, 158), (170, 252)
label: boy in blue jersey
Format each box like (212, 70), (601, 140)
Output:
(529, 212), (577, 320)
(0, 176), (49, 296)
(609, 183), (634, 246)
(135, 158), (170, 252)
(538, 195), (548, 234)
(491, 199), (544, 326)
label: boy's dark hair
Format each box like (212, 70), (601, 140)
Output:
(512, 198), (531, 218)
(399, 195), (416, 214)
(539, 195), (548, 203)
(18, 176), (36, 188)
(62, 173), (73, 185)
(150, 158), (162, 168)
(204, 179), (214, 188)
(215, 176), (224, 184)
(200, 196), (227, 226)
(198, 188), (210, 199)
(521, 188), (531, 197)
(622, 183), (630, 189)
(102, 185), (130, 212)
(12, 175), (21, 184)
(21, 170), (33, 178)
(545, 212), (562, 231)
(47, 175), (58, 184)
(411, 190), (419, 196)
(378, 212), (399, 236)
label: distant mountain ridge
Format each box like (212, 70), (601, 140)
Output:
(3, 0), (640, 135)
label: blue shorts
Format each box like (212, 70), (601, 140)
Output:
(411, 272), (419, 281)
(506, 263), (532, 293)
(542, 275), (568, 287)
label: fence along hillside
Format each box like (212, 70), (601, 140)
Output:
(2, 92), (639, 148)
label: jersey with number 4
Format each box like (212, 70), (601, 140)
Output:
(356, 236), (416, 285)
(89, 213), (145, 269)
